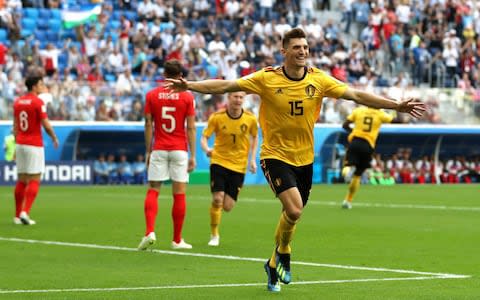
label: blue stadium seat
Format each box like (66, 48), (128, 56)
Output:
(206, 65), (218, 78)
(58, 53), (68, 66)
(110, 32), (119, 43)
(48, 19), (62, 32)
(61, 29), (76, 40)
(124, 11), (136, 21)
(112, 11), (122, 20)
(105, 74), (116, 82)
(109, 20), (121, 31)
(160, 22), (174, 32)
(22, 18), (37, 31)
(24, 8), (39, 19)
(34, 30), (47, 41)
(50, 9), (62, 20)
(21, 29), (33, 39)
(39, 8), (51, 19)
(37, 19), (49, 30)
(46, 30), (59, 42)
(0, 29), (7, 42)
(17, 40), (25, 49)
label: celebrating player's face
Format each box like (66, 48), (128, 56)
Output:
(282, 38), (309, 68)
(227, 92), (245, 110)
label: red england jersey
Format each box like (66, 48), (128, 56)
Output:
(144, 86), (195, 151)
(13, 93), (48, 147)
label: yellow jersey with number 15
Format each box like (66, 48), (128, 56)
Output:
(237, 66), (347, 166)
(347, 106), (394, 148)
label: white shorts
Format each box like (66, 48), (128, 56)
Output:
(15, 144), (45, 174)
(148, 150), (189, 183)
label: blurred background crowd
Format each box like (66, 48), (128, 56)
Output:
(0, 0), (480, 124)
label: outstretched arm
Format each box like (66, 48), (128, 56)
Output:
(341, 87), (426, 118)
(164, 78), (243, 94)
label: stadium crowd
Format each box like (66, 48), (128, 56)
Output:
(345, 148), (480, 184)
(1, 0), (480, 122)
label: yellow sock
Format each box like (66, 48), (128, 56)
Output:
(209, 205), (222, 236)
(269, 211), (297, 268)
(346, 175), (361, 202)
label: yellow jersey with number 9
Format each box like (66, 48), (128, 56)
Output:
(347, 106), (394, 148)
(237, 66), (346, 166)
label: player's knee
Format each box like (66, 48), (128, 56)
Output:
(212, 197), (223, 208)
(285, 208), (302, 221)
(223, 204), (233, 212)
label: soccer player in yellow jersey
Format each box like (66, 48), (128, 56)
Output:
(201, 91), (258, 247)
(341, 106), (394, 209)
(165, 28), (425, 293)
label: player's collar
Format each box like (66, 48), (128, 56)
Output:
(226, 108), (243, 120)
(282, 66), (307, 81)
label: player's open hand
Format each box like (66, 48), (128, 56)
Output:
(52, 137), (59, 149)
(188, 157), (196, 173)
(164, 78), (188, 94)
(397, 98), (426, 118)
(249, 160), (257, 174)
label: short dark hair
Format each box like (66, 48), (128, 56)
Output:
(282, 28), (307, 48)
(25, 76), (43, 91)
(164, 59), (183, 78)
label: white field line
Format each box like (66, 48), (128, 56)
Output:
(240, 198), (480, 212)
(13, 192), (478, 212)
(152, 195), (480, 212)
(0, 276), (459, 294)
(0, 237), (468, 279)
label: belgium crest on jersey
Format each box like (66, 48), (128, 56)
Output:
(240, 123), (248, 133)
(305, 84), (316, 98)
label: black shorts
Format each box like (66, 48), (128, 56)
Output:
(345, 137), (374, 173)
(210, 164), (245, 201)
(260, 159), (312, 206)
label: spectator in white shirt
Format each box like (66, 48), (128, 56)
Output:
(306, 17), (324, 40)
(228, 34), (246, 59)
(208, 34), (227, 63)
(274, 17), (292, 36)
(161, 28), (174, 51)
(174, 27), (192, 55)
(107, 47), (124, 74)
(152, 0), (166, 19)
(225, 0), (240, 18)
(82, 28), (99, 64)
(137, 0), (155, 21)
(39, 43), (64, 77)
(253, 18), (268, 40)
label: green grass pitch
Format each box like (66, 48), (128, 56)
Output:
(0, 184), (479, 299)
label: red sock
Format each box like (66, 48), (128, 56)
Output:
(14, 181), (26, 217)
(23, 180), (40, 214)
(172, 193), (186, 243)
(144, 189), (159, 236)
